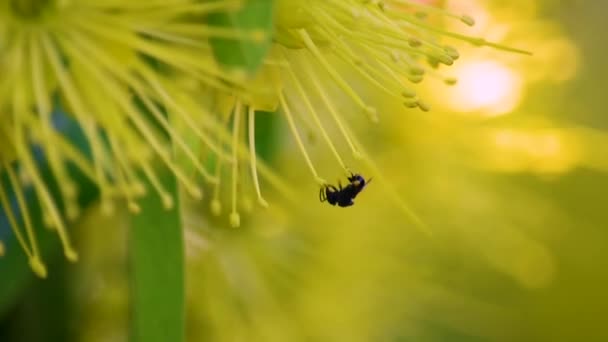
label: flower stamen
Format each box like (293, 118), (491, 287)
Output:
(108, 135), (141, 213)
(247, 107), (268, 208)
(296, 28), (378, 122)
(0, 161), (34, 260)
(303, 60), (362, 160)
(286, 58), (349, 172)
(140, 161), (174, 210)
(134, 84), (215, 191)
(229, 99), (242, 227)
(144, 72), (233, 165)
(41, 34), (117, 214)
(278, 92), (326, 185)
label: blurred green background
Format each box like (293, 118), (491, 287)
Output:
(1, 0), (607, 341)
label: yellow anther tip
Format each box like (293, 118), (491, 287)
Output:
(0, 241), (5, 257)
(417, 100), (431, 112)
(229, 212), (240, 228)
(437, 54), (454, 66)
(444, 46), (460, 59)
(460, 15), (475, 26)
(211, 200), (222, 216)
(29, 257), (47, 278)
(352, 150), (364, 160)
(444, 77), (458, 85)
(401, 90), (416, 98)
(408, 38), (422, 48)
(162, 195), (174, 210)
(407, 75), (424, 84)
(409, 66), (425, 76)
(189, 187), (203, 200)
(258, 198), (269, 208)
(134, 182), (147, 196)
(65, 248), (79, 262)
(403, 101), (418, 108)
(128, 202), (141, 214)
(365, 106), (378, 122)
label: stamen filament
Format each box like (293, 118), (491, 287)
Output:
(0, 161), (33, 259)
(141, 161), (174, 210)
(230, 99), (241, 227)
(391, 10), (532, 55)
(247, 107), (268, 207)
(4, 162), (39, 259)
(41, 34), (115, 212)
(59, 35), (203, 199)
(388, 0), (475, 25)
(314, 27), (401, 98)
(9, 94), (78, 262)
(30, 36), (78, 220)
(141, 69), (233, 165)
(297, 28), (378, 121)
(133, 83), (216, 187)
(302, 61), (362, 159)
(278, 92), (326, 185)
(286, 59), (348, 171)
(108, 135), (141, 213)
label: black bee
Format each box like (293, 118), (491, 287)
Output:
(319, 173), (372, 207)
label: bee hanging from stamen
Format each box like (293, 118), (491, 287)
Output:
(320, 172), (372, 207)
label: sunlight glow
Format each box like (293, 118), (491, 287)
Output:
(447, 60), (523, 117)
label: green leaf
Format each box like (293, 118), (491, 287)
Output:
(207, 0), (275, 75)
(129, 171), (184, 342)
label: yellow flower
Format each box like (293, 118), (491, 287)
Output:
(176, 0), (532, 233)
(219, 0), (530, 227)
(0, 0), (260, 277)
(0, 0), (529, 277)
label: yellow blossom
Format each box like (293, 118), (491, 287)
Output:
(0, 0), (266, 276)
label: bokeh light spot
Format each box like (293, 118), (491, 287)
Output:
(447, 60), (523, 116)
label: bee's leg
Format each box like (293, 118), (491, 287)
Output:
(338, 180), (343, 191)
(347, 171), (356, 182)
(345, 167), (353, 179)
(319, 186), (326, 202)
